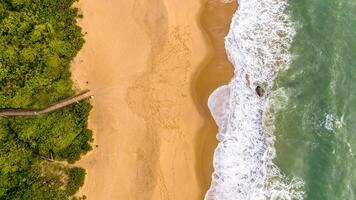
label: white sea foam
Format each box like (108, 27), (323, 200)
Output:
(324, 114), (334, 131)
(205, 0), (304, 199)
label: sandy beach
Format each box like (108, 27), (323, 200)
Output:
(71, 0), (236, 199)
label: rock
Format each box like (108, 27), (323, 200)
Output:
(255, 86), (265, 97)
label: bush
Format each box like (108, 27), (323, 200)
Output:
(65, 168), (86, 196)
(0, 0), (92, 199)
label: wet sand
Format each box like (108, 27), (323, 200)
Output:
(194, 0), (237, 191)
(71, 0), (235, 199)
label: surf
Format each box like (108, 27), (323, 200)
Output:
(205, 0), (304, 199)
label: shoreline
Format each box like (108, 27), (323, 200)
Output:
(193, 0), (236, 192)
(204, 0), (302, 198)
(71, 0), (236, 199)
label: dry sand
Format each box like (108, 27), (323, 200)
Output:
(71, 0), (236, 199)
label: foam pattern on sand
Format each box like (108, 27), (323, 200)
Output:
(205, 0), (304, 199)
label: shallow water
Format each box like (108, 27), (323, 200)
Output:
(205, 0), (303, 199)
(206, 0), (356, 199)
(273, 0), (356, 199)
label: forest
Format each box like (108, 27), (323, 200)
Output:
(0, 0), (92, 199)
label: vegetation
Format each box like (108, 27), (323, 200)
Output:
(65, 168), (86, 196)
(0, 0), (92, 199)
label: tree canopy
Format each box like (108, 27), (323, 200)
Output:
(0, 0), (92, 199)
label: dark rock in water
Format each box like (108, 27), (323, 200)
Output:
(255, 86), (265, 97)
(296, 92), (304, 100)
(286, 80), (299, 88)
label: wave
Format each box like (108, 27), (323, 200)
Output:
(205, 0), (304, 199)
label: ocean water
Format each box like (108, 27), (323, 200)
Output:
(273, 0), (356, 199)
(205, 0), (356, 199)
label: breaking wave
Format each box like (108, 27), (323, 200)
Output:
(205, 0), (304, 199)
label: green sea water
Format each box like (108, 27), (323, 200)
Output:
(273, 0), (356, 199)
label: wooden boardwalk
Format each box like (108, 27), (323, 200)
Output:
(0, 90), (93, 117)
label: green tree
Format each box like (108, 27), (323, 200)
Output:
(0, 0), (92, 199)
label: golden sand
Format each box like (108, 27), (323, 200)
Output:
(71, 0), (236, 199)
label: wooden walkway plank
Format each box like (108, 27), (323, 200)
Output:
(0, 90), (93, 117)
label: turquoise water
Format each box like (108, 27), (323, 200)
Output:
(274, 0), (356, 199)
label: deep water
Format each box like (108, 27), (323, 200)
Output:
(273, 0), (356, 199)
